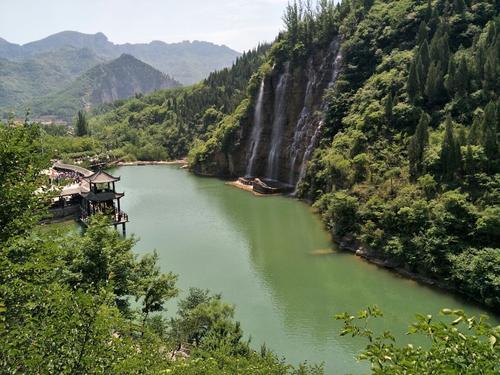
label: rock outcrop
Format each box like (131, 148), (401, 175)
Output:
(197, 37), (342, 189)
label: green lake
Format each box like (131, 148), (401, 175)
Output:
(112, 165), (496, 374)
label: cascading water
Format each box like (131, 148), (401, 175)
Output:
(288, 61), (316, 184)
(245, 79), (265, 177)
(295, 42), (343, 188)
(265, 63), (290, 181)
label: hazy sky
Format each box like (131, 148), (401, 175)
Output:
(0, 0), (291, 52)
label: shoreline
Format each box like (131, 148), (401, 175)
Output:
(336, 235), (498, 315)
(110, 159), (188, 167)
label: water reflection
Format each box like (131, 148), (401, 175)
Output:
(115, 165), (497, 375)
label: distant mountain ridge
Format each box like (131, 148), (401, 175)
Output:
(0, 31), (241, 85)
(0, 47), (104, 108)
(30, 54), (181, 121)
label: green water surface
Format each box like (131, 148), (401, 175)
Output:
(113, 165), (496, 374)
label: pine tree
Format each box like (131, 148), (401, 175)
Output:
(482, 101), (498, 164)
(458, 126), (466, 146)
(440, 114), (462, 180)
(464, 144), (475, 175)
(428, 7), (440, 34)
(417, 21), (428, 45)
(75, 110), (89, 137)
(475, 42), (486, 80)
(419, 40), (431, 85)
(425, 62), (445, 104)
(483, 48), (497, 94)
(430, 31), (451, 68)
(445, 57), (457, 95)
(468, 115), (482, 145)
(409, 112), (430, 179)
(455, 56), (469, 97)
(441, 33), (451, 68)
(407, 60), (420, 103)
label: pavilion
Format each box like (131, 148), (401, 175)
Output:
(79, 170), (128, 234)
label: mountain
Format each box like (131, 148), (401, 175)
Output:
(31, 54), (181, 120)
(88, 45), (269, 160)
(189, 0), (499, 310)
(0, 47), (104, 110)
(0, 31), (241, 85)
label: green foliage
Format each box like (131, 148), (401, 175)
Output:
(0, 48), (104, 116)
(336, 307), (500, 374)
(0, 125), (318, 374)
(75, 110), (89, 136)
(278, 0), (338, 63)
(440, 114), (462, 180)
(31, 54), (181, 122)
(87, 45), (269, 162)
(408, 112), (430, 179)
(299, 0), (499, 309)
(314, 191), (359, 237)
(0, 123), (48, 242)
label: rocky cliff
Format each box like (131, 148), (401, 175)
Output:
(194, 37), (342, 189)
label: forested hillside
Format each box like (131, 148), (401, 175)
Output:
(85, 45), (269, 161)
(301, 0), (499, 310)
(30, 54), (181, 121)
(190, 0), (499, 309)
(0, 48), (104, 111)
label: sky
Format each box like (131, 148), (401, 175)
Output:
(0, 0), (291, 52)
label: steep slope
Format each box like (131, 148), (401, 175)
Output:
(31, 54), (181, 120)
(0, 48), (104, 111)
(193, 39), (342, 185)
(190, 0), (499, 309)
(0, 31), (241, 85)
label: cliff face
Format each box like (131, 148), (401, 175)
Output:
(198, 37), (342, 188)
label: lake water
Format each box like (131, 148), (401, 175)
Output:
(112, 165), (496, 374)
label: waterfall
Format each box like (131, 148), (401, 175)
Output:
(245, 79), (265, 177)
(295, 42), (343, 187)
(265, 64), (290, 181)
(288, 61), (316, 184)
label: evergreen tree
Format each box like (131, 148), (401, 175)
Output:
(417, 21), (428, 45)
(75, 110), (89, 137)
(418, 40), (431, 88)
(464, 144), (475, 175)
(482, 101), (498, 165)
(430, 31), (451, 68)
(409, 112), (430, 179)
(407, 60), (420, 103)
(468, 115), (482, 145)
(440, 114), (462, 180)
(455, 56), (469, 97)
(475, 41), (486, 80)
(425, 62), (446, 104)
(445, 56), (457, 95)
(483, 48), (497, 94)
(458, 126), (467, 146)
